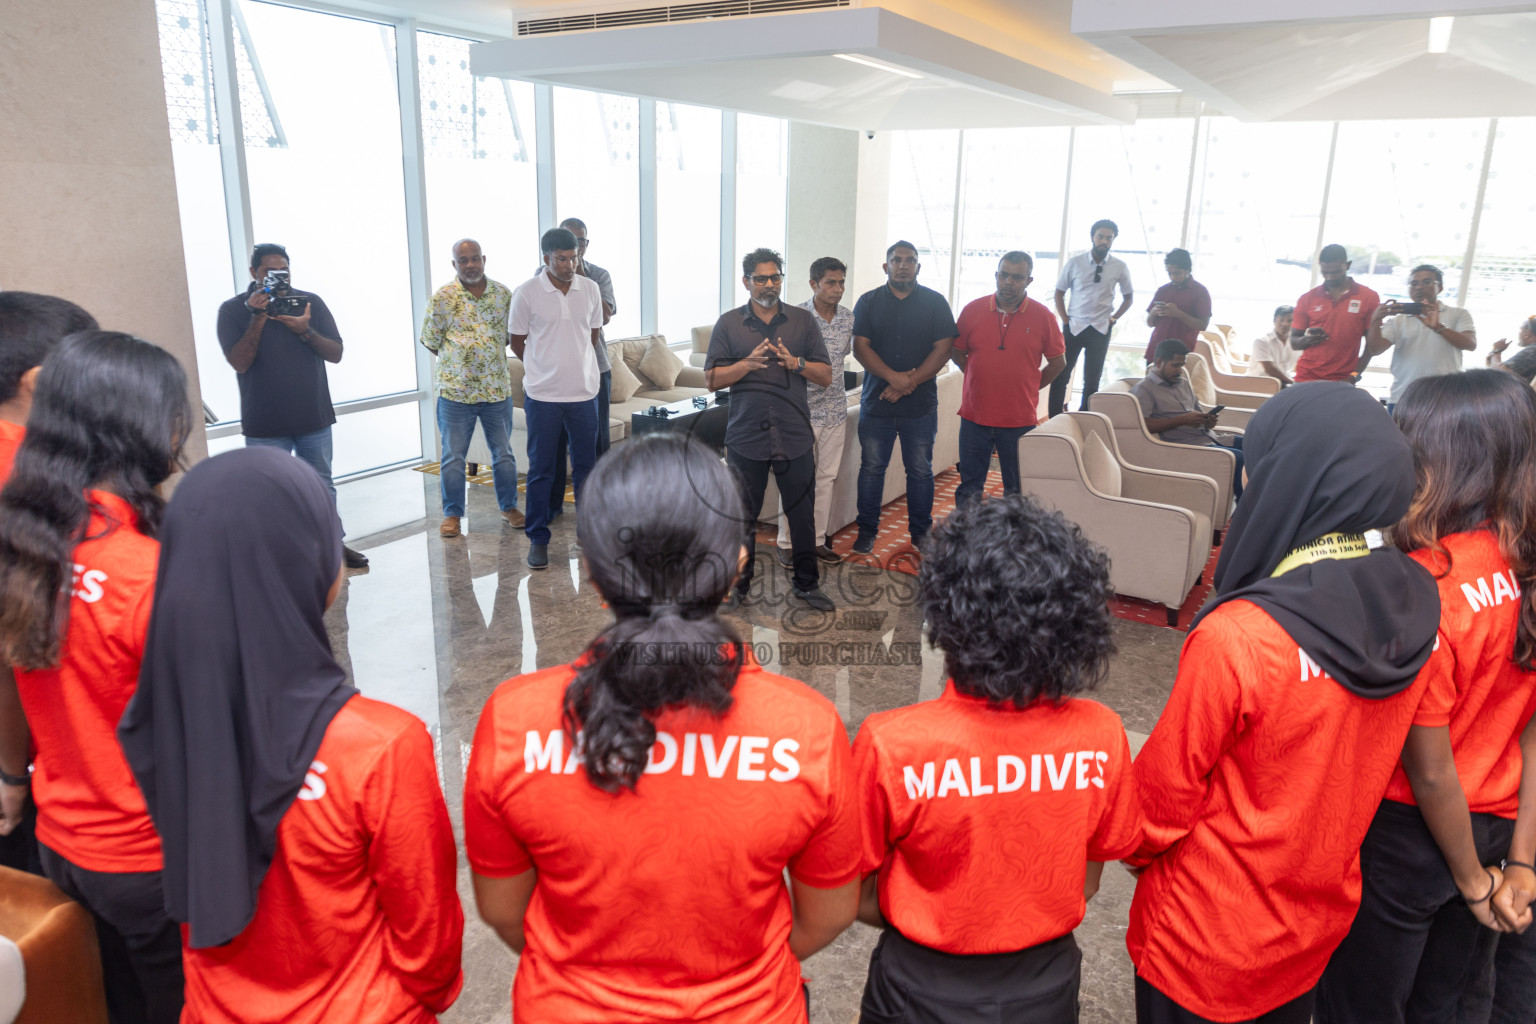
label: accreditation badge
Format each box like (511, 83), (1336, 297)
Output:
(1348, 300), (1361, 313)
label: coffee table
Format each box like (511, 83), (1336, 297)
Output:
(631, 393), (730, 454)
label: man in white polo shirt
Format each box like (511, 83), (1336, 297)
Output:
(510, 226), (605, 569)
(1362, 263), (1476, 411)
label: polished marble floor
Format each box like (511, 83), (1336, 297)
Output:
(328, 468), (1186, 1024)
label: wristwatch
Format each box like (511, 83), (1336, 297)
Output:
(794, 356), (806, 374)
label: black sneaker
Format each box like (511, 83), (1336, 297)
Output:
(343, 545), (369, 569)
(777, 547), (793, 568)
(527, 543), (549, 570)
(815, 543), (842, 563)
(792, 586), (835, 612)
(852, 532), (876, 554)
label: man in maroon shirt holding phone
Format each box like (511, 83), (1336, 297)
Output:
(1290, 243), (1380, 383)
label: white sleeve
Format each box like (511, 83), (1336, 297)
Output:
(588, 283), (604, 329)
(508, 286), (532, 335)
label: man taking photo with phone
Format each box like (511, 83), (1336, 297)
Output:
(1361, 263), (1476, 412)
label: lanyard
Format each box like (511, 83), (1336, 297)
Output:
(995, 300), (1024, 350)
(1272, 532), (1370, 578)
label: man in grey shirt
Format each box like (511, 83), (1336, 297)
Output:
(543, 216), (615, 516)
(1132, 339), (1244, 500)
(1362, 263), (1476, 411)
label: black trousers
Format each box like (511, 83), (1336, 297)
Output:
(1316, 799), (1514, 1024)
(859, 926), (1081, 1024)
(1136, 976), (1315, 1024)
(551, 368), (612, 509)
(1484, 926), (1536, 1024)
(38, 843), (184, 1024)
(1048, 325), (1110, 417)
(0, 796), (40, 875)
(727, 447), (818, 594)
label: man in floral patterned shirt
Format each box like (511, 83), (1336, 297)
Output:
(776, 256), (855, 565)
(420, 238), (524, 539)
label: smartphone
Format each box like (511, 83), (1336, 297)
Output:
(1397, 302), (1426, 315)
(1208, 405), (1226, 415)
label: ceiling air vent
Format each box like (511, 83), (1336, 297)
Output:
(517, 0), (849, 36)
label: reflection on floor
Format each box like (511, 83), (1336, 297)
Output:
(330, 469), (1187, 1024)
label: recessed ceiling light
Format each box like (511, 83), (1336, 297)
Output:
(1428, 16), (1454, 54)
(833, 53), (922, 79)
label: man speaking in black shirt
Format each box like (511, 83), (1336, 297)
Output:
(217, 242), (367, 568)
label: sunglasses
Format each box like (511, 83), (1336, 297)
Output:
(1093, 264), (1103, 283)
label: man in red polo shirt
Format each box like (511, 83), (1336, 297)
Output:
(951, 251), (1067, 507)
(1291, 243), (1380, 383)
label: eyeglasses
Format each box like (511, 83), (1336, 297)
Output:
(549, 255), (577, 266)
(1093, 264), (1103, 283)
(575, 238), (590, 248)
(750, 274), (784, 285)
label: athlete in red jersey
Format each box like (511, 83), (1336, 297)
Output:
(1129, 382), (1448, 1024)
(118, 447), (464, 1024)
(854, 493), (1141, 1022)
(0, 332), (190, 1024)
(0, 291), (96, 877)
(465, 434), (860, 1023)
(1317, 370), (1536, 1023)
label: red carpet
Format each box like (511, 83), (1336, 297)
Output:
(758, 466), (1220, 631)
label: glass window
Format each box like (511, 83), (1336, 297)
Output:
(956, 127), (1071, 308)
(886, 130), (959, 300)
(735, 113), (789, 270)
(418, 31), (539, 300)
(1462, 118), (1536, 345)
(331, 403), (423, 477)
(1188, 117), (1333, 350)
(553, 87), (641, 338)
(1324, 119), (1485, 324)
(657, 102), (722, 345)
(1065, 120), (1198, 302)
(154, 0), (240, 423)
(237, 1), (418, 408)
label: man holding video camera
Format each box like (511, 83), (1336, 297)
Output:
(1362, 262), (1476, 412)
(217, 241), (368, 568)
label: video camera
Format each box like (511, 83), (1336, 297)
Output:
(260, 269), (307, 317)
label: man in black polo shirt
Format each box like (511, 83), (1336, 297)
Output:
(851, 240), (958, 554)
(706, 247), (835, 612)
(216, 242), (367, 568)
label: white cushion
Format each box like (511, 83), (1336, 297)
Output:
(608, 356), (643, 403)
(1082, 431), (1122, 497)
(638, 334), (684, 390)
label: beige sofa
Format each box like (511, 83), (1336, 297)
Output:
(459, 334), (708, 469)
(1020, 411), (1214, 625)
(1089, 384), (1236, 535)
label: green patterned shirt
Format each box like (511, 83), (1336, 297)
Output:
(420, 277), (514, 404)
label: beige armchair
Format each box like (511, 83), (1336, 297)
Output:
(1183, 353), (1257, 430)
(1019, 412), (1214, 626)
(1202, 329), (1250, 369)
(689, 325), (712, 367)
(1195, 338), (1277, 398)
(1088, 384), (1236, 536)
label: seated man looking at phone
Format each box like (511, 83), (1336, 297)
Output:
(1132, 339), (1245, 502)
(1361, 263), (1475, 412)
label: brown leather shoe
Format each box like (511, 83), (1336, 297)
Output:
(439, 516), (461, 538)
(502, 508), (526, 528)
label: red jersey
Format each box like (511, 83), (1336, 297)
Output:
(1291, 280), (1380, 382)
(854, 684), (1141, 953)
(0, 419), (22, 484)
(14, 490), (162, 872)
(1127, 600), (1453, 1020)
(953, 295), (1064, 428)
(464, 656), (860, 1024)
(1383, 530), (1536, 817)
(182, 696), (463, 1023)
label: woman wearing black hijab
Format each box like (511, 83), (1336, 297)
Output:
(1124, 382), (1452, 1024)
(118, 448), (463, 1023)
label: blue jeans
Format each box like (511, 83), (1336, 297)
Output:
(956, 419), (1033, 507)
(551, 369), (611, 507)
(524, 394), (599, 546)
(1211, 434), (1244, 503)
(246, 427), (341, 534)
(436, 397), (518, 518)
(856, 406), (937, 541)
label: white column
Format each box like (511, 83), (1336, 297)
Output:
(785, 122), (861, 306)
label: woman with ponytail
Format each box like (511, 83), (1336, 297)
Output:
(0, 331), (191, 1023)
(464, 433), (860, 1023)
(1317, 369), (1536, 1023)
